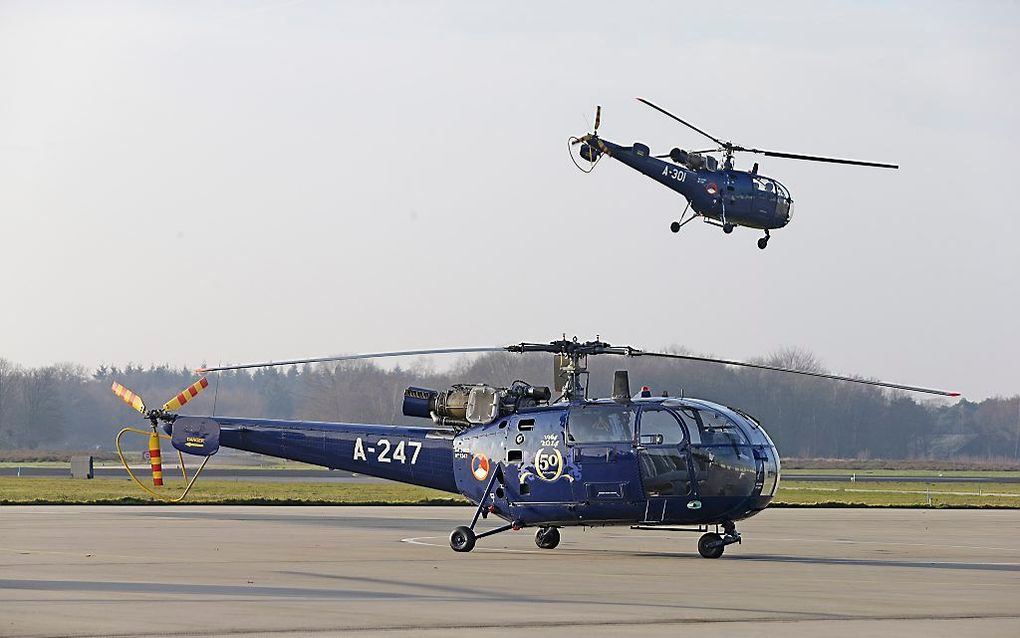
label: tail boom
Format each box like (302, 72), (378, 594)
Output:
(199, 417), (458, 493)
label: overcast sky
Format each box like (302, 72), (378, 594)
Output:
(1, 1), (1017, 400)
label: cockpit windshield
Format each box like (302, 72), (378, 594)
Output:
(752, 176), (791, 201)
(676, 406), (749, 447)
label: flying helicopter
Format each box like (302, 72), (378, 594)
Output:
(109, 336), (957, 558)
(570, 98), (899, 249)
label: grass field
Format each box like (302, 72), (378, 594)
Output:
(0, 477), (465, 505)
(2, 476), (1019, 508)
(775, 480), (1020, 507)
(781, 468), (1020, 478)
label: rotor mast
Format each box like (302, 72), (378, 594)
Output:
(507, 336), (635, 401)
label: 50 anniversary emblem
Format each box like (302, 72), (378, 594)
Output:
(534, 447), (563, 481)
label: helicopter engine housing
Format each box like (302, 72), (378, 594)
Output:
(402, 383), (551, 429)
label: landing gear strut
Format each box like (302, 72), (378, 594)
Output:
(698, 520), (741, 558)
(449, 465), (520, 553)
(757, 230), (770, 250)
(669, 203), (697, 235)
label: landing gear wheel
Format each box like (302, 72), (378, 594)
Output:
(757, 237), (769, 250)
(723, 223), (734, 234)
(535, 527), (560, 550)
(450, 526), (476, 552)
(670, 221), (681, 233)
(698, 532), (725, 559)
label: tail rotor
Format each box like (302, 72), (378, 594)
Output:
(110, 378), (210, 489)
(569, 105), (604, 172)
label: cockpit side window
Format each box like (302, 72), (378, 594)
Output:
(567, 404), (635, 444)
(639, 408), (687, 445)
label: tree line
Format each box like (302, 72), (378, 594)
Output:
(0, 350), (1017, 461)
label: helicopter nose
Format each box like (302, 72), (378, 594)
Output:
(777, 199), (793, 227)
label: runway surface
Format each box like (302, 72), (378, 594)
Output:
(1, 506), (1018, 637)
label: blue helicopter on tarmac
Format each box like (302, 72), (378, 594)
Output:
(571, 98), (899, 249)
(110, 337), (956, 558)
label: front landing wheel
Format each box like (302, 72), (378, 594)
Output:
(670, 221), (681, 233)
(535, 526), (561, 549)
(450, 526), (476, 552)
(698, 532), (725, 559)
(757, 237), (769, 250)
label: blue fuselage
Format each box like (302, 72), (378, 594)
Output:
(199, 396), (780, 528)
(593, 139), (793, 230)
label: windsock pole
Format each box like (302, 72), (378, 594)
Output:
(148, 430), (164, 487)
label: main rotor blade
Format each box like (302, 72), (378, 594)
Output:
(636, 97), (724, 147)
(632, 350), (958, 397)
(196, 347), (509, 373)
(742, 148), (898, 169)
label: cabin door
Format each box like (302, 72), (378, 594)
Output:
(636, 407), (696, 522)
(565, 404), (643, 505)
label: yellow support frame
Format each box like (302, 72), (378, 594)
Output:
(115, 427), (211, 502)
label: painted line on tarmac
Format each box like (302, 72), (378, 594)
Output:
(401, 536), (553, 554)
(0, 546), (146, 560)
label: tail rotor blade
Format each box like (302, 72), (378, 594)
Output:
(162, 377), (210, 412)
(111, 382), (147, 415)
(594, 105), (601, 133)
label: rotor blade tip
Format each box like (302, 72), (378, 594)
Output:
(948, 392), (961, 397)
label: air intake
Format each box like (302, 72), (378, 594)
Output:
(612, 370), (631, 402)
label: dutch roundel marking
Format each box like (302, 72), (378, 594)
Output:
(471, 453), (490, 481)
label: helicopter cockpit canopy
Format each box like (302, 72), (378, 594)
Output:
(752, 175), (793, 222)
(752, 175), (791, 200)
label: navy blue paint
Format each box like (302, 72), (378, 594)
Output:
(211, 417), (458, 493)
(184, 395), (779, 528)
(595, 139), (793, 230)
